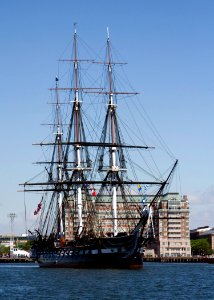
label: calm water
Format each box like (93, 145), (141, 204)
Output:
(0, 262), (213, 299)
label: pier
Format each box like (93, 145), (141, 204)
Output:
(0, 257), (32, 263)
(144, 257), (207, 263)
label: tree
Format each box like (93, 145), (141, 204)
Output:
(0, 245), (10, 257)
(191, 238), (213, 256)
(16, 241), (32, 251)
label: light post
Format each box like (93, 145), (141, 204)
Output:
(7, 213), (17, 257)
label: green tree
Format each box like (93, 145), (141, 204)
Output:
(16, 241), (32, 251)
(191, 238), (213, 256)
(0, 245), (10, 256)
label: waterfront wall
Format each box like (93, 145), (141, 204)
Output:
(0, 257), (32, 263)
(144, 257), (206, 263)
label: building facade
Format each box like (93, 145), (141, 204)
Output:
(64, 192), (191, 257)
(148, 193), (191, 257)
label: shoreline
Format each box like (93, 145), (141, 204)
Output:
(143, 256), (211, 263)
(0, 256), (212, 264)
(0, 257), (33, 263)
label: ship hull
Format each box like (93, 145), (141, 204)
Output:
(37, 252), (143, 269)
(32, 233), (143, 269)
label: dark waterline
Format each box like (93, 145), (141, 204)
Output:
(0, 262), (213, 299)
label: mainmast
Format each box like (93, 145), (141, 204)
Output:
(95, 29), (139, 237)
(107, 28), (118, 236)
(73, 26), (83, 236)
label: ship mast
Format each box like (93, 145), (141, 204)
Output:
(107, 28), (118, 236)
(21, 26), (94, 238)
(73, 26), (83, 236)
(55, 76), (64, 237)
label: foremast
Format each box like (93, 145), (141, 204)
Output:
(55, 77), (64, 238)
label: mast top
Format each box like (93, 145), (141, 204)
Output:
(74, 22), (77, 34)
(107, 27), (110, 40)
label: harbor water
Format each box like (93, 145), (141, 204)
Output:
(0, 262), (213, 299)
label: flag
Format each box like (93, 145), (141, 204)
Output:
(138, 184), (142, 192)
(34, 202), (42, 215)
(91, 188), (97, 196)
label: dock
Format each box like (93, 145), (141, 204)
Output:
(0, 257), (33, 263)
(144, 257), (207, 263)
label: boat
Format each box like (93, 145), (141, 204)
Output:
(21, 26), (177, 268)
(11, 248), (30, 258)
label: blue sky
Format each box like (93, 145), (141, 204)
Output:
(0, 0), (214, 234)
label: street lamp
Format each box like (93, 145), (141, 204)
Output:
(7, 213), (17, 257)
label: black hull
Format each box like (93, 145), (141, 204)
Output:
(32, 233), (143, 269)
(37, 252), (143, 269)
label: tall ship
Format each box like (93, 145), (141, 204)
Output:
(21, 27), (177, 268)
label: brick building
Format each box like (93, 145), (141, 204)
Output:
(148, 193), (191, 257)
(64, 192), (191, 257)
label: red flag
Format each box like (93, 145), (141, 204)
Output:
(92, 189), (96, 196)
